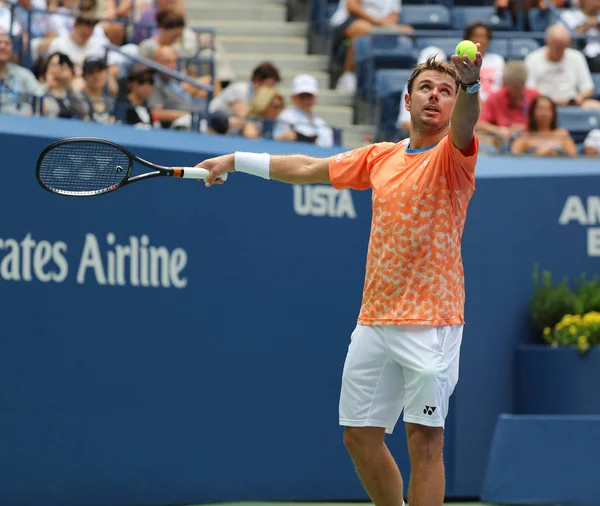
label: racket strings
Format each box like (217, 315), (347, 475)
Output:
(38, 141), (131, 194)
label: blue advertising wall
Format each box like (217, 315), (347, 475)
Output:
(0, 114), (599, 506)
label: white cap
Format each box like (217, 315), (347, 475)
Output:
(292, 74), (319, 96)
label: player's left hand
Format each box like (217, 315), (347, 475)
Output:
(450, 43), (483, 85)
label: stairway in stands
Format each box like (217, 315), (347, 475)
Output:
(185, 0), (375, 148)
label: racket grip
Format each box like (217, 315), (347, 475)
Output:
(174, 167), (228, 182)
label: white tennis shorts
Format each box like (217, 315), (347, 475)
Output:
(339, 324), (463, 433)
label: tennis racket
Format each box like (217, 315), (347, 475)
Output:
(36, 137), (226, 197)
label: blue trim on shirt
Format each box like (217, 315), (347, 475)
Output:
(405, 141), (440, 154)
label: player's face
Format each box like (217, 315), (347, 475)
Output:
(406, 70), (456, 130)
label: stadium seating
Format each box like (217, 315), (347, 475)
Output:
(557, 107), (600, 144)
(451, 6), (514, 31)
(374, 68), (412, 141)
(354, 34), (417, 115)
(401, 5), (452, 30)
(592, 74), (600, 100)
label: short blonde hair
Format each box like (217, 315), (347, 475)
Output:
(406, 55), (460, 94)
(248, 87), (284, 118)
(503, 60), (528, 83)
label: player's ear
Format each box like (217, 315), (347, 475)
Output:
(404, 92), (411, 112)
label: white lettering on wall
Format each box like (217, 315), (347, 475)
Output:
(293, 185), (356, 219)
(0, 232), (187, 288)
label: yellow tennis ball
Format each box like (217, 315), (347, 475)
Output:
(455, 40), (477, 60)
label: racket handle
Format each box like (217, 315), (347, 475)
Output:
(172, 167), (228, 182)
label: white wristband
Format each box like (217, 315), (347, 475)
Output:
(234, 152), (271, 180)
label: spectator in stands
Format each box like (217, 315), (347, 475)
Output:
(463, 22), (505, 103)
(114, 62), (156, 128)
(274, 74), (334, 148)
(134, 0), (184, 42)
(10, 0), (55, 60)
(583, 128), (600, 154)
(242, 86), (295, 141)
(397, 46), (448, 134)
(0, 28), (41, 115)
(477, 60), (539, 150)
(209, 61), (281, 118)
(561, 0), (600, 72)
(39, 51), (87, 119)
(47, 12), (105, 73)
(0, 0), (22, 36)
(525, 24), (600, 108)
(511, 95), (578, 156)
(138, 10), (234, 87)
(81, 56), (115, 123)
(147, 45), (204, 128)
(330, 0), (413, 93)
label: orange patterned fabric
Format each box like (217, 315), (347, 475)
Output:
(329, 133), (479, 326)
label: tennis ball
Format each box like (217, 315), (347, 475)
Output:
(455, 40), (477, 60)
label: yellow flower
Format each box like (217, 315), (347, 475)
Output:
(543, 327), (551, 336)
(569, 325), (577, 336)
(578, 335), (590, 352)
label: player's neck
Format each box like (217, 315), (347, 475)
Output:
(408, 126), (448, 150)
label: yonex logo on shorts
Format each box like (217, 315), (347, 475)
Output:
(423, 405), (437, 415)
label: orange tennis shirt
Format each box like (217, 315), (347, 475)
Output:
(329, 133), (479, 326)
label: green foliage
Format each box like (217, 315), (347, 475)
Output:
(530, 265), (578, 331)
(530, 265), (600, 352)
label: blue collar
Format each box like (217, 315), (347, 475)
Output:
(405, 140), (440, 154)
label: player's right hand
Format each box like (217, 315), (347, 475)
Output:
(195, 154), (235, 187)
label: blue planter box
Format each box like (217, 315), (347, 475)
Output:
(516, 345), (600, 414)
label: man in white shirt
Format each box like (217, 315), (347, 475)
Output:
(525, 24), (600, 108)
(274, 74), (334, 148)
(561, 0), (600, 72)
(0, 28), (41, 114)
(330, 0), (413, 92)
(209, 62), (281, 117)
(47, 13), (105, 72)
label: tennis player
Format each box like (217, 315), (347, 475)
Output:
(198, 50), (482, 506)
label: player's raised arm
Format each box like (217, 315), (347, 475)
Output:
(197, 152), (331, 187)
(449, 42), (483, 152)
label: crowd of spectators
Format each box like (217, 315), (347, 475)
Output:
(0, 0), (599, 155)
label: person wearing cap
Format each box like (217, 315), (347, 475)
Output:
(274, 74), (334, 148)
(114, 62), (156, 128)
(81, 56), (116, 124)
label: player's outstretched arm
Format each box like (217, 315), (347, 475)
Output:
(449, 44), (483, 152)
(197, 152), (331, 187)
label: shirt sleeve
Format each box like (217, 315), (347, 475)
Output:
(574, 50), (594, 93)
(444, 133), (479, 189)
(328, 143), (394, 190)
(524, 53), (538, 89)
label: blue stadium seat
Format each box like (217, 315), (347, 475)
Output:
(354, 34), (417, 105)
(592, 73), (600, 100)
(375, 69), (412, 141)
(452, 6), (513, 31)
(527, 7), (552, 32)
(557, 107), (600, 143)
(415, 37), (456, 59)
(508, 38), (541, 59)
(401, 5), (451, 30)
